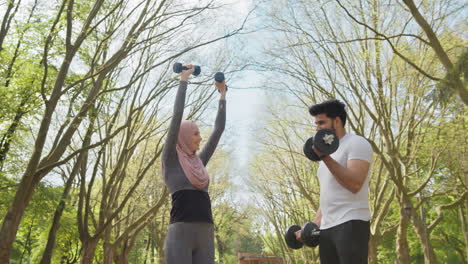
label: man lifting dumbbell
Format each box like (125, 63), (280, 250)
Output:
(298, 99), (373, 264)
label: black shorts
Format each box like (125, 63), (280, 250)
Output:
(319, 220), (370, 264)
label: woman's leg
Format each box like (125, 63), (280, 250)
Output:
(165, 222), (193, 264)
(192, 223), (215, 264)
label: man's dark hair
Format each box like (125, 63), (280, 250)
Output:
(309, 99), (347, 126)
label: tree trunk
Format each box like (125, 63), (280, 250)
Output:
(117, 247), (131, 264)
(156, 236), (164, 264)
(0, 100), (26, 169)
(368, 233), (379, 264)
(395, 203), (411, 264)
(39, 169), (78, 264)
(103, 244), (115, 264)
(461, 202), (468, 261)
(80, 239), (99, 264)
(143, 234), (151, 264)
(18, 219), (34, 264)
(0, 0), (17, 51)
(0, 173), (39, 263)
(114, 251), (130, 264)
(411, 203), (438, 263)
(215, 234), (225, 263)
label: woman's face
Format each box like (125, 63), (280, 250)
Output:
(191, 130), (202, 151)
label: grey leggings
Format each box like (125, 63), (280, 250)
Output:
(164, 222), (215, 264)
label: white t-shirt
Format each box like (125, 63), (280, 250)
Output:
(317, 133), (373, 230)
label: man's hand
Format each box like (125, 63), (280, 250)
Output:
(294, 230), (303, 243)
(312, 145), (325, 158)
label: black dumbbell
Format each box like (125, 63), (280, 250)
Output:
(214, 72), (228, 92)
(285, 225), (303, 249)
(303, 128), (339, 161)
(284, 222), (320, 249)
(173, 62), (201, 76)
(301, 222), (320, 247)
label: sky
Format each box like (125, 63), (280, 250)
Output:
(201, 0), (273, 198)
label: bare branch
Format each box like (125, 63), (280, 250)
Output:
(335, 0), (440, 81)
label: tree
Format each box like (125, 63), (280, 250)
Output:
(335, 0), (467, 104)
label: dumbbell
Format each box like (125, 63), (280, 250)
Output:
(303, 128), (339, 161)
(301, 222), (320, 247)
(214, 72), (228, 92)
(284, 222), (320, 249)
(173, 62), (201, 76)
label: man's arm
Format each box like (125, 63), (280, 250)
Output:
(295, 207), (322, 241)
(321, 157), (370, 194)
(313, 208), (322, 227)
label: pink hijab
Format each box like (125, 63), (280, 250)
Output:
(176, 120), (209, 189)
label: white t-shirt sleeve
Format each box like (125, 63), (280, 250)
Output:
(348, 136), (373, 162)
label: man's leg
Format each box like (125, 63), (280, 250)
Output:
(319, 226), (340, 264)
(334, 220), (370, 264)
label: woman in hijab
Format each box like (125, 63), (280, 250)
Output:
(161, 64), (226, 264)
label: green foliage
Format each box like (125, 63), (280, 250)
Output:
(377, 230), (397, 263)
(8, 182), (62, 264)
(0, 174), (16, 214)
(214, 203), (264, 261)
(49, 207), (81, 264)
(430, 208), (467, 263)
